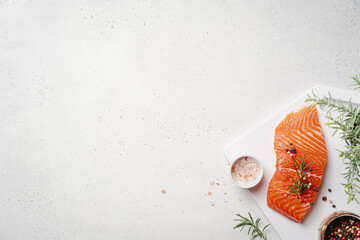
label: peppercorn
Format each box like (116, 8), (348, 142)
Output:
(332, 205), (336, 208)
(324, 212), (360, 239)
(322, 196), (327, 201)
(328, 188), (332, 192)
(289, 143), (293, 145)
(310, 202), (313, 205)
(285, 149), (289, 152)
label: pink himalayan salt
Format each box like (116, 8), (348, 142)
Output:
(231, 157), (260, 186)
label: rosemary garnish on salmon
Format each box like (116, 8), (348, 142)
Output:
(286, 154), (315, 198)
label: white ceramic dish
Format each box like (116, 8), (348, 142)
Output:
(230, 155), (263, 189)
(224, 86), (360, 240)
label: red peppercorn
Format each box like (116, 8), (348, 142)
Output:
(354, 232), (357, 237)
(342, 237), (345, 240)
(331, 232), (334, 236)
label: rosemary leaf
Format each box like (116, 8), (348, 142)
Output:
(287, 154), (315, 198)
(233, 212), (270, 240)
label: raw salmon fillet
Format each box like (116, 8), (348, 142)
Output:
(266, 105), (327, 223)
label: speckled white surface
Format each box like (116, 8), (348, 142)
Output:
(0, 1), (359, 239)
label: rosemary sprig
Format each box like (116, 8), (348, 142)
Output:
(305, 75), (360, 204)
(349, 74), (360, 90)
(233, 212), (270, 240)
(286, 154), (315, 198)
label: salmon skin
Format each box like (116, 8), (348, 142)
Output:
(266, 105), (327, 223)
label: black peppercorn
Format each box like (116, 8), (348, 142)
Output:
(328, 189), (332, 192)
(289, 143), (293, 145)
(332, 204), (336, 208)
(322, 196), (327, 201)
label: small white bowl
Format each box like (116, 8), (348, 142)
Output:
(230, 155), (264, 189)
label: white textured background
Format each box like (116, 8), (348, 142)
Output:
(0, 0), (359, 239)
